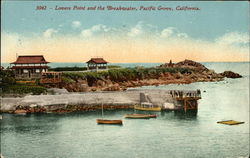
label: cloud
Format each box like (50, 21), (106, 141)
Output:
(215, 32), (249, 46)
(127, 21), (158, 37)
(127, 22), (188, 39)
(160, 27), (175, 38)
(81, 24), (111, 37)
(43, 28), (58, 38)
(81, 29), (93, 38)
(161, 27), (188, 39)
(128, 21), (144, 37)
(80, 22), (187, 40)
(72, 21), (81, 29)
(1, 22), (249, 63)
(177, 33), (188, 38)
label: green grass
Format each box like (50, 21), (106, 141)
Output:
(49, 65), (121, 72)
(49, 67), (87, 72)
(107, 65), (121, 69)
(62, 67), (193, 85)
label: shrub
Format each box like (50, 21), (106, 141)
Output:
(61, 67), (193, 85)
(107, 65), (121, 69)
(0, 69), (16, 86)
(49, 67), (87, 72)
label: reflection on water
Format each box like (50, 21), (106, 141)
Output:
(174, 110), (198, 120)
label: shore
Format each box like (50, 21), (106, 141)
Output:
(58, 60), (241, 92)
(1, 60), (243, 114)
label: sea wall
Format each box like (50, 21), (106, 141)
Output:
(1, 89), (198, 113)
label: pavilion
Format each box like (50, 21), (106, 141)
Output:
(86, 58), (108, 71)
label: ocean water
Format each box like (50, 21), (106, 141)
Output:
(1, 62), (249, 158)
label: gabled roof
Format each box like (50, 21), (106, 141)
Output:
(86, 58), (108, 64)
(11, 55), (49, 64)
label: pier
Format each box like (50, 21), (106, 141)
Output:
(169, 90), (201, 112)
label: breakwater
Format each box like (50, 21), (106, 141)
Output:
(1, 89), (201, 113)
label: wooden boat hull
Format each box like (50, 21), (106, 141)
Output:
(134, 105), (161, 112)
(14, 110), (27, 115)
(217, 120), (244, 125)
(124, 114), (157, 119)
(96, 119), (123, 125)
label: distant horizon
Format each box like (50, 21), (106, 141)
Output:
(1, 54), (250, 64)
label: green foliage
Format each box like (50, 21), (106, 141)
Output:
(61, 76), (74, 83)
(49, 67), (87, 72)
(61, 67), (193, 85)
(0, 69), (48, 95)
(0, 69), (16, 87)
(49, 65), (121, 72)
(108, 68), (136, 81)
(107, 65), (121, 69)
(2, 85), (47, 95)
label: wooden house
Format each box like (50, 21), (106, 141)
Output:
(10, 55), (49, 79)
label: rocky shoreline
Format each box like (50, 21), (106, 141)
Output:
(59, 60), (242, 92)
(13, 105), (134, 114)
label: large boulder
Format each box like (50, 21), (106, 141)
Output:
(174, 59), (208, 71)
(219, 71), (242, 78)
(159, 59), (209, 72)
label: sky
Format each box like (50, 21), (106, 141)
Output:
(1, 1), (249, 63)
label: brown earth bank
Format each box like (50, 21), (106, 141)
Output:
(54, 60), (242, 92)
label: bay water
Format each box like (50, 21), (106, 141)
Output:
(1, 62), (249, 158)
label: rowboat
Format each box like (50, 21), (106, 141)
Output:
(217, 120), (244, 125)
(124, 114), (157, 119)
(96, 103), (123, 125)
(14, 109), (27, 115)
(96, 119), (123, 125)
(134, 102), (161, 112)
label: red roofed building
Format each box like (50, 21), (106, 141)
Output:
(86, 58), (108, 70)
(11, 55), (49, 79)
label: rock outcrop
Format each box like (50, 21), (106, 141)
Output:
(219, 71), (242, 78)
(160, 59), (209, 72)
